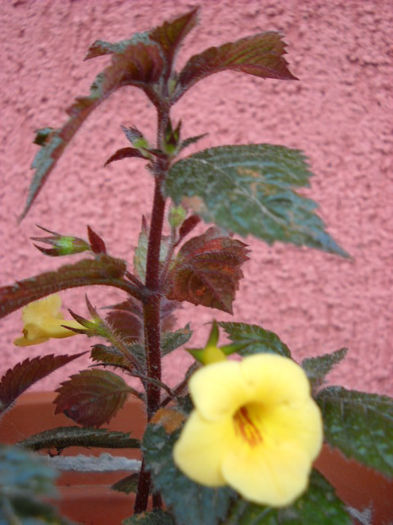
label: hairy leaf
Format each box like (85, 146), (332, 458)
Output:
(316, 387), (393, 477)
(150, 7), (199, 75)
(19, 426), (139, 452)
(143, 417), (233, 525)
(0, 353), (86, 414)
(219, 322), (291, 357)
(166, 227), (249, 313)
(224, 471), (351, 524)
(0, 255), (128, 319)
(302, 348), (348, 391)
(165, 145), (349, 256)
(175, 32), (296, 101)
(133, 219), (170, 281)
(161, 325), (192, 356)
(105, 309), (142, 343)
(55, 369), (132, 427)
(123, 509), (175, 525)
(21, 36), (163, 220)
(91, 344), (136, 370)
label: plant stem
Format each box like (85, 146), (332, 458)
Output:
(134, 101), (170, 514)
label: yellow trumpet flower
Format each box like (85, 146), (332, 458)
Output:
(14, 294), (84, 346)
(173, 353), (323, 507)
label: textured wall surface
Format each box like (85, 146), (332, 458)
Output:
(0, 0), (392, 395)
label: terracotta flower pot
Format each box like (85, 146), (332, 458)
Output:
(1, 392), (392, 524)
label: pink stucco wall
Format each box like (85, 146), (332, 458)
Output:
(0, 0), (392, 395)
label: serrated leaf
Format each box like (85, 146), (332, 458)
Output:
(224, 471), (351, 524)
(219, 322), (291, 357)
(143, 419), (234, 525)
(55, 369), (132, 427)
(302, 348), (348, 391)
(123, 509), (175, 524)
(21, 37), (163, 220)
(166, 227), (249, 313)
(316, 386), (393, 477)
(105, 309), (142, 343)
(161, 325), (192, 356)
(0, 353), (86, 414)
(175, 32), (296, 100)
(150, 7), (199, 75)
(19, 426), (139, 452)
(165, 145), (349, 256)
(0, 255), (127, 319)
(91, 344), (136, 370)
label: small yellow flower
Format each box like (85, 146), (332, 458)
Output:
(14, 294), (84, 346)
(173, 353), (323, 507)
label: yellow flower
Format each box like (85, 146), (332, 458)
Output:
(14, 294), (84, 346)
(173, 353), (323, 507)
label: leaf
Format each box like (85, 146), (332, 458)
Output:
(91, 344), (136, 370)
(316, 386), (393, 477)
(133, 220), (170, 281)
(143, 418), (234, 525)
(105, 309), (142, 343)
(161, 325), (192, 356)
(149, 7), (199, 74)
(0, 353), (86, 414)
(123, 509), (176, 524)
(175, 32), (296, 100)
(178, 214), (201, 243)
(87, 225), (107, 254)
(302, 348), (348, 391)
(55, 369), (132, 427)
(19, 426), (139, 452)
(111, 472), (139, 495)
(165, 145), (349, 257)
(166, 227), (249, 313)
(21, 37), (163, 220)
(224, 470), (351, 524)
(0, 255), (128, 319)
(104, 146), (146, 166)
(219, 322), (291, 357)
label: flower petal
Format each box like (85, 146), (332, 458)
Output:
(189, 360), (249, 421)
(22, 294), (62, 323)
(173, 410), (233, 486)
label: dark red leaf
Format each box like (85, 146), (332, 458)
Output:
(105, 310), (142, 343)
(21, 40), (163, 220)
(150, 7), (199, 72)
(166, 227), (249, 313)
(0, 255), (127, 319)
(176, 32), (297, 100)
(0, 353), (86, 414)
(178, 215), (201, 243)
(55, 369), (132, 427)
(87, 226), (107, 254)
(104, 147), (146, 166)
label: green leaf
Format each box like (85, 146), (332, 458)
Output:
(161, 325), (192, 356)
(55, 369), (132, 428)
(123, 509), (175, 524)
(165, 145), (349, 256)
(19, 426), (139, 452)
(111, 473), (139, 495)
(0, 353), (86, 414)
(166, 227), (249, 313)
(316, 386), (393, 477)
(143, 418), (234, 525)
(0, 255), (129, 319)
(219, 322), (291, 357)
(175, 32), (296, 101)
(133, 219), (170, 282)
(224, 471), (351, 524)
(302, 348), (348, 391)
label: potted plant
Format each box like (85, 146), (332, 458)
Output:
(0, 6), (392, 524)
